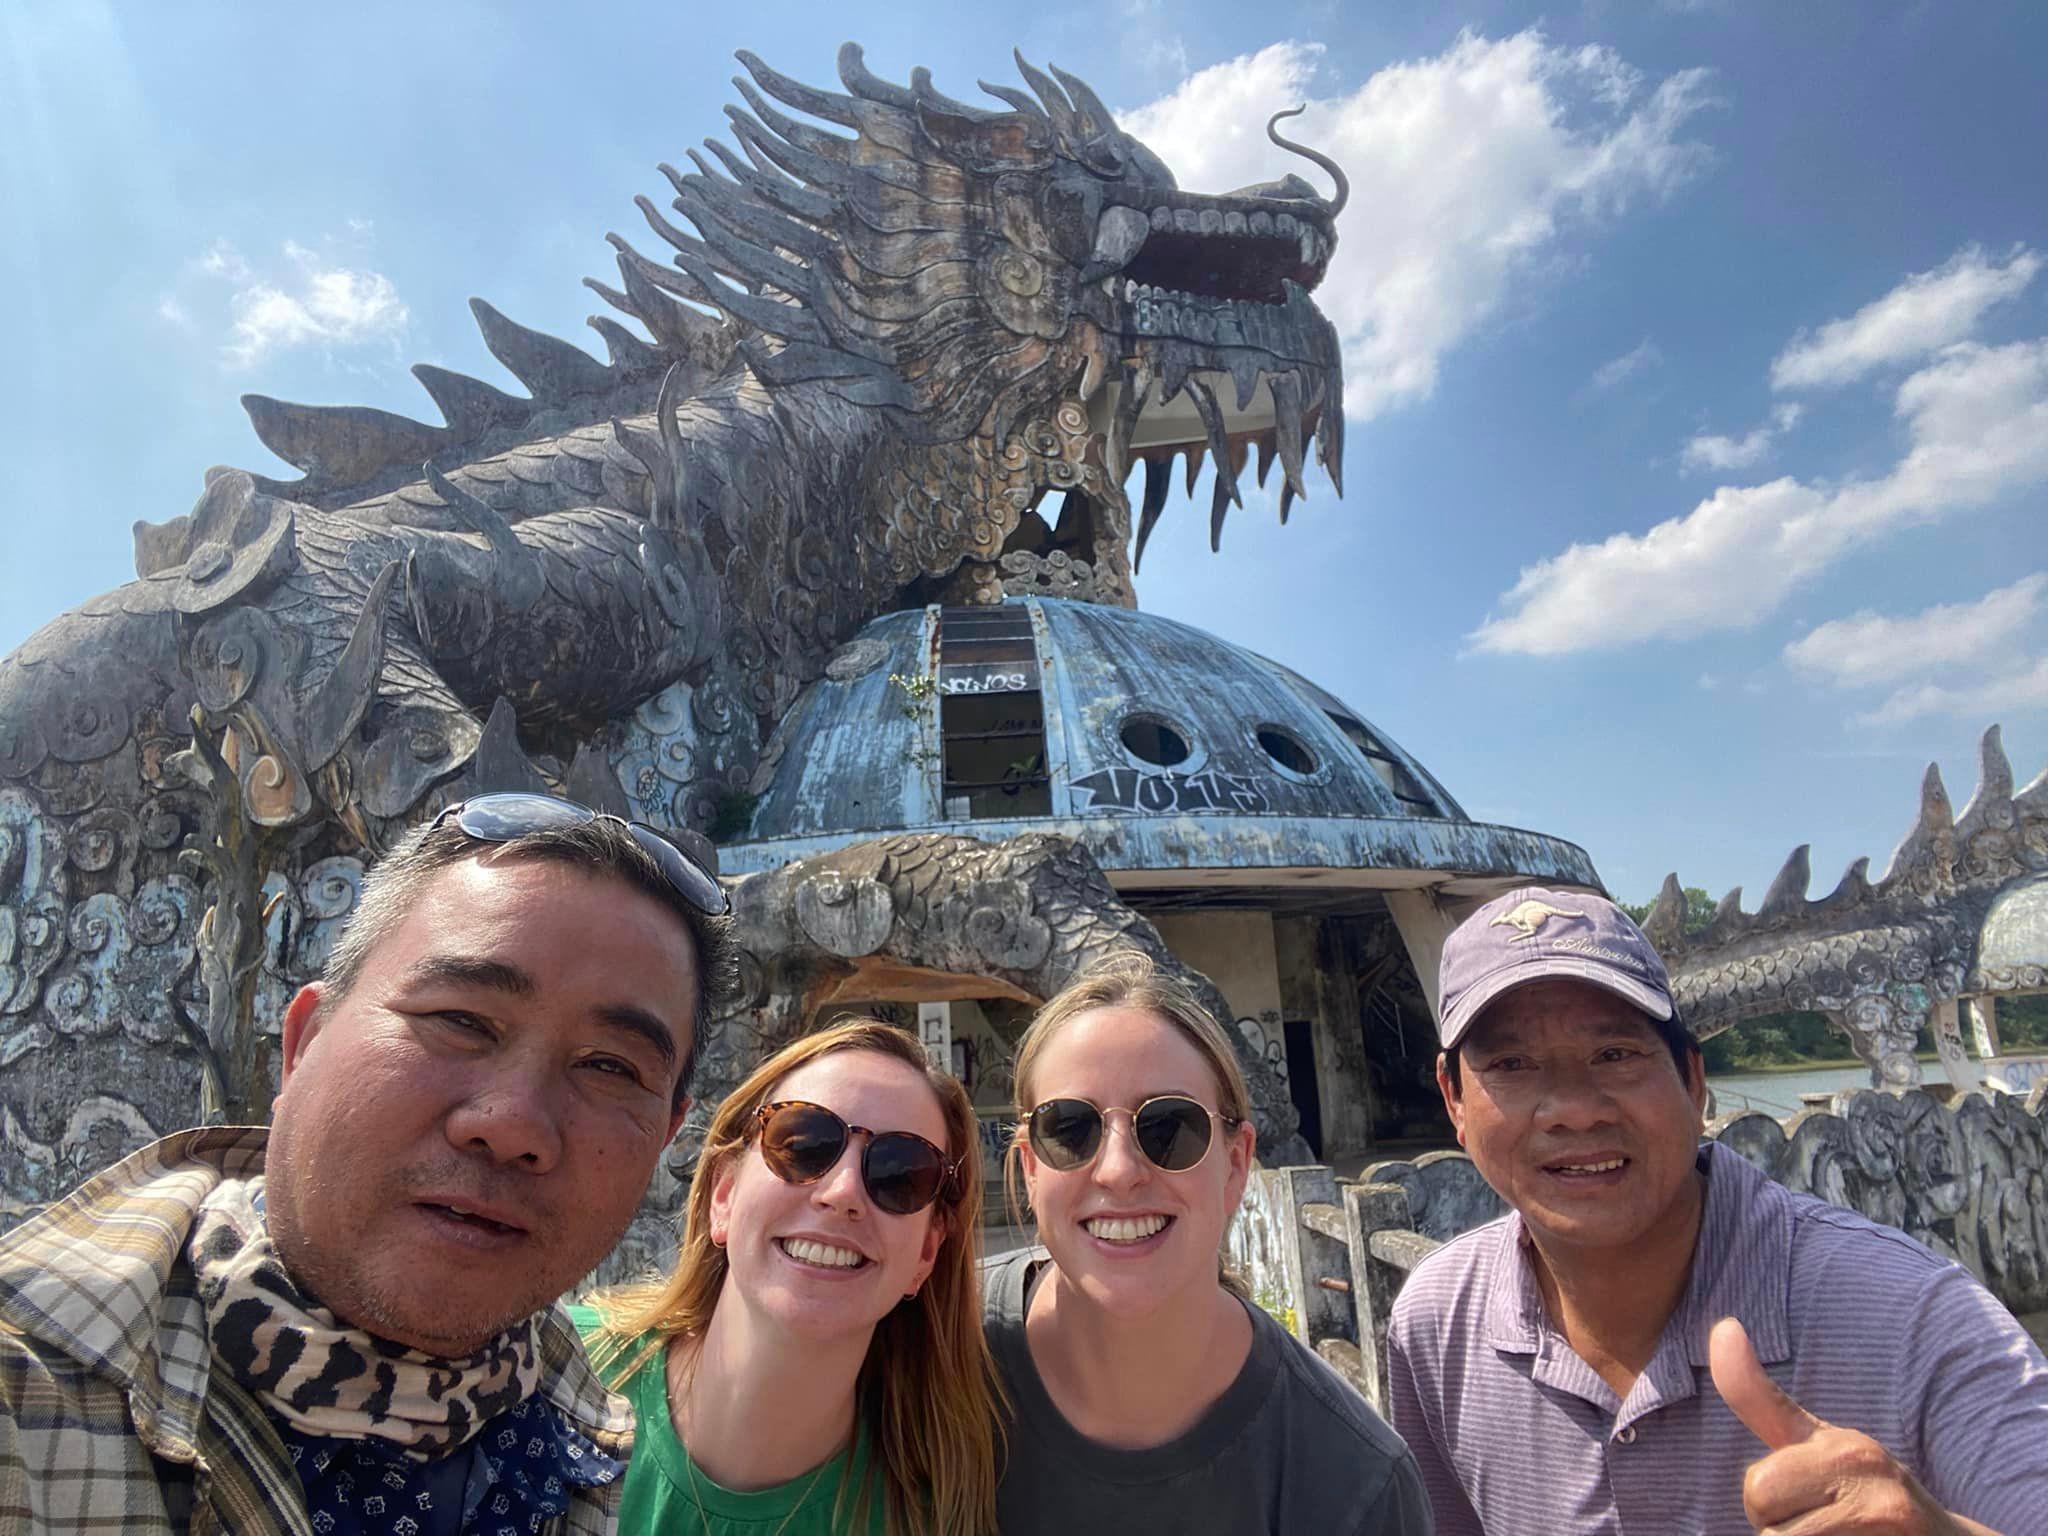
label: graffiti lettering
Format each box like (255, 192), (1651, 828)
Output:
(1986, 1055), (2048, 1094)
(1072, 766), (1271, 815)
(975, 1112), (1013, 1167)
(1236, 1012), (1288, 1084)
(939, 669), (1033, 695)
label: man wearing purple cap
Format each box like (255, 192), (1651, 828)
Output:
(1385, 885), (2048, 1535)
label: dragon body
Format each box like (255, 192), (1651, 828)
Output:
(1652, 726), (2048, 1088)
(2, 45), (1350, 1210)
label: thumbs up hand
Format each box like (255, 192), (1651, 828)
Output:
(1708, 1318), (1994, 1535)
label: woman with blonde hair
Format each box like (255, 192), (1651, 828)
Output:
(577, 1018), (1000, 1535)
(989, 949), (1431, 1533)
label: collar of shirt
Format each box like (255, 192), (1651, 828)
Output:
(1479, 1142), (1795, 1421)
(0, 1127), (634, 1469)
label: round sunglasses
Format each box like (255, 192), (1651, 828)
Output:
(747, 1100), (963, 1217)
(432, 792), (729, 916)
(1025, 1095), (1241, 1174)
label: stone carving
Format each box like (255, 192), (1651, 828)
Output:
(691, 831), (1308, 1167)
(1, 44), (1344, 1216)
(1650, 726), (2048, 1086)
(1356, 1149), (1506, 1244)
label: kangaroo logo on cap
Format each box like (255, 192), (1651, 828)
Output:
(1489, 899), (1587, 941)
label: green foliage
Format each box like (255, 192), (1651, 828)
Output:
(888, 672), (940, 770)
(1698, 1011), (1846, 1072)
(1620, 885), (1717, 938)
(1994, 995), (2048, 1050)
(1252, 1285), (1299, 1338)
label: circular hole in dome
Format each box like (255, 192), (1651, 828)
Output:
(1257, 725), (1318, 776)
(1120, 713), (1192, 767)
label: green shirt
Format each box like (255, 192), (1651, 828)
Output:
(567, 1306), (885, 1536)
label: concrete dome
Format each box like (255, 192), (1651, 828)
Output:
(1973, 870), (2048, 993)
(720, 597), (1597, 897)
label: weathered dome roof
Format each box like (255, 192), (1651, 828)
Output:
(1973, 870), (2048, 993)
(720, 598), (1598, 895)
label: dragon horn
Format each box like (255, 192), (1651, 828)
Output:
(1266, 105), (1349, 219)
(1048, 64), (1118, 138)
(837, 43), (920, 112)
(1818, 856), (1872, 911)
(734, 49), (862, 130)
(1640, 873), (1687, 954)
(1013, 51), (1079, 138)
(1954, 723), (2014, 835)
(1757, 844), (1811, 919)
(1704, 886), (1749, 945)
(1879, 762), (1955, 887)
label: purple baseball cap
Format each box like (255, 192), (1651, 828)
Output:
(1436, 885), (1676, 1051)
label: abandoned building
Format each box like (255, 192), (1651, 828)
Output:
(714, 596), (1602, 1167)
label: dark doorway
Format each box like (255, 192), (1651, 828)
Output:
(1283, 1019), (1322, 1159)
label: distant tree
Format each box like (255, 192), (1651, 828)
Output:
(1996, 995), (2048, 1050)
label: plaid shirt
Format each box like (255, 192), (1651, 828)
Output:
(0, 1127), (633, 1535)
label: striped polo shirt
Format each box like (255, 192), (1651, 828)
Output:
(1387, 1141), (2048, 1534)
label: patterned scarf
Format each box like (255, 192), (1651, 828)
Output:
(186, 1177), (547, 1461)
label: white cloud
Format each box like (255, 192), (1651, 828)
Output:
(1680, 425), (1770, 473)
(1858, 656), (2048, 726)
(1680, 401), (1802, 473)
(224, 268), (406, 366)
(199, 239), (250, 282)
(1469, 337), (2048, 655)
(1589, 338), (1661, 392)
(1770, 244), (2040, 392)
(185, 237), (409, 368)
(155, 295), (194, 332)
(1123, 33), (1714, 422)
(1784, 574), (2046, 689)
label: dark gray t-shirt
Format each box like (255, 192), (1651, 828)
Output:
(984, 1251), (1433, 1535)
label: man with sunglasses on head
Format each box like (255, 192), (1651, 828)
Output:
(1385, 886), (2048, 1535)
(1, 793), (732, 1536)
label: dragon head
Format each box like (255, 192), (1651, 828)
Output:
(603, 43), (1346, 601)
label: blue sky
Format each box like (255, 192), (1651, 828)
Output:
(4, 1), (2044, 907)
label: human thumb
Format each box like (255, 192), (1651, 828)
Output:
(1709, 1317), (1823, 1452)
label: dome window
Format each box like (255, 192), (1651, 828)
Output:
(1324, 710), (1438, 813)
(1120, 713), (1192, 768)
(1256, 725), (1318, 777)
(937, 605), (1050, 819)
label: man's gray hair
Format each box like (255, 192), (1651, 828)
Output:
(321, 814), (734, 1105)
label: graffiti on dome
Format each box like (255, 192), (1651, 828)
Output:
(1073, 766), (1272, 815)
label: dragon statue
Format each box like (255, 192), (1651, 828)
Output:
(1, 44), (1349, 1222)
(1650, 725), (2048, 1090)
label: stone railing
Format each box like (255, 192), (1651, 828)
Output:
(1226, 1086), (2048, 1415)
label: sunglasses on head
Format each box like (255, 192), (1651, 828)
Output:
(1025, 1095), (1240, 1174)
(747, 1100), (963, 1217)
(432, 792), (729, 917)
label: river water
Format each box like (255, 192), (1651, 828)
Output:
(1705, 1063), (1875, 1119)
